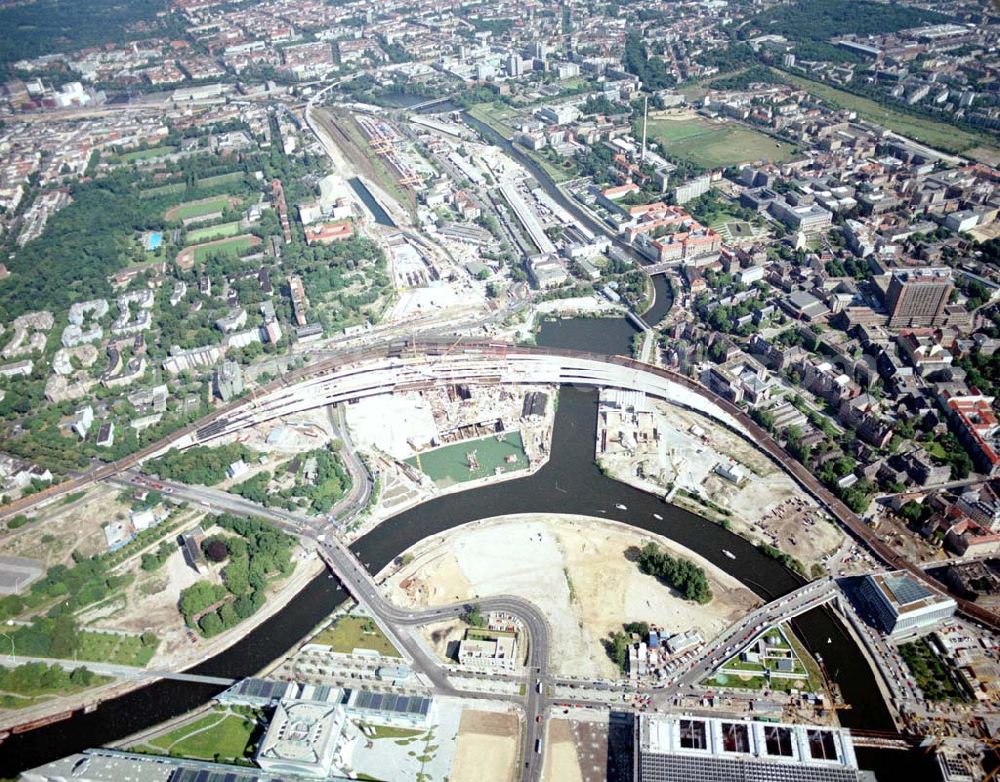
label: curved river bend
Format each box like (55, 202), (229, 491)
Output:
(0, 206), (936, 782)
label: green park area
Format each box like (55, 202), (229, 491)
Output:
(112, 145), (178, 164)
(467, 102), (519, 139)
(779, 71), (996, 159)
(0, 663), (110, 709)
(312, 614), (401, 657)
(645, 116), (796, 168)
(899, 638), (966, 702)
(707, 625), (820, 694)
(133, 707), (262, 763)
(76, 630), (159, 666)
(407, 431), (528, 488)
(185, 220), (241, 244)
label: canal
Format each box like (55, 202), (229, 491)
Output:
(348, 176), (396, 228)
(0, 384), (935, 780)
(0, 130), (938, 782)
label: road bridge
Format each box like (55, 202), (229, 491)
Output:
(643, 259), (681, 275)
(6, 341), (999, 635)
(671, 578), (840, 690)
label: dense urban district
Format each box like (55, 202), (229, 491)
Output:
(0, 0), (998, 780)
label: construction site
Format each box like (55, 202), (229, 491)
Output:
(594, 388), (847, 573)
(345, 383), (555, 493)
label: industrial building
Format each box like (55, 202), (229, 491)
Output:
(857, 570), (957, 639)
(634, 714), (873, 782)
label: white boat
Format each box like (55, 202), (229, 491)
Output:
(653, 513), (663, 521)
(615, 503), (627, 510)
(722, 549), (736, 560)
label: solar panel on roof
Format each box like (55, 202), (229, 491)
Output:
(886, 574), (931, 605)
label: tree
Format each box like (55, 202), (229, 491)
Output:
(203, 538), (229, 563)
(463, 607), (485, 627)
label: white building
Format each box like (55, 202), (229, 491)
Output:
(635, 714), (868, 782)
(858, 571), (956, 640)
(256, 699), (359, 779)
(457, 633), (519, 670)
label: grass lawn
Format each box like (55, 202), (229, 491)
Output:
(196, 171), (244, 189)
(185, 221), (241, 244)
(144, 710), (259, 762)
(113, 145), (177, 163)
(467, 102), (520, 139)
(407, 431), (528, 488)
(76, 631), (157, 667)
(644, 116), (796, 168)
(778, 71), (995, 158)
(312, 615), (402, 657)
(192, 235), (254, 262)
(525, 149), (575, 184)
(363, 724), (426, 740)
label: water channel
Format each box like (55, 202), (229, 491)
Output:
(0, 120), (940, 782)
(0, 367), (936, 779)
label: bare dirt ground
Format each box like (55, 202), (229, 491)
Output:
(385, 514), (761, 678)
(0, 485), (131, 566)
(602, 399), (846, 572)
(449, 710), (518, 782)
(542, 719), (584, 782)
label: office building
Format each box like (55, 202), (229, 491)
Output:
(858, 570), (956, 639)
(884, 268), (953, 328)
(256, 699), (359, 779)
(634, 714), (874, 782)
(213, 360), (244, 402)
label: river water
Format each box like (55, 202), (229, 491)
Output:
(0, 130), (940, 782)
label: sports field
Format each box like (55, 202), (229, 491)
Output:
(196, 171), (244, 189)
(140, 182), (186, 199)
(165, 196), (239, 222)
(407, 431), (528, 488)
(185, 221), (241, 244)
(644, 116), (796, 168)
(175, 234), (260, 270)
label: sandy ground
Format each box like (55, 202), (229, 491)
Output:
(385, 514), (760, 678)
(449, 710), (518, 782)
(542, 719), (584, 782)
(601, 399), (846, 572)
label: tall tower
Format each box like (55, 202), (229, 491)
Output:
(641, 95), (649, 164)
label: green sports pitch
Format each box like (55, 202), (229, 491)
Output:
(185, 221), (241, 244)
(644, 116), (796, 168)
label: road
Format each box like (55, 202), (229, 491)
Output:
(668, 578), (839, 691)
(115, 470), (551, 782)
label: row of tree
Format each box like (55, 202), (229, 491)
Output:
(636, 542), (713, 604)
